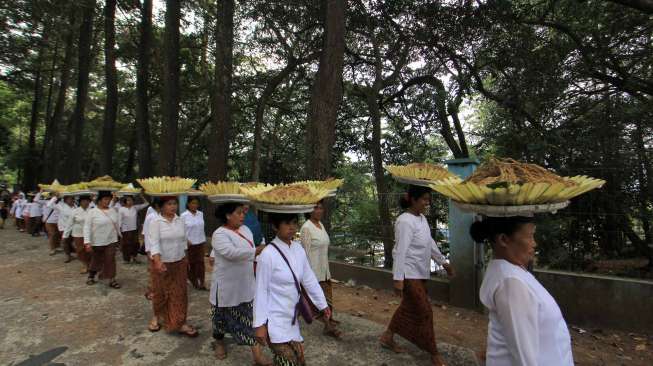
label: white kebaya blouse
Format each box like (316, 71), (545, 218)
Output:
(63, 206), (90, 239)
(147, 214), (187, 263)
(83, 207), (121, 246)
(300, 220), (331, 282)
(392, 212), (447, 281)
(181, 210), (206, 245)
(117, 203), (149, 232)
(480, 259), (573, 366)
(253, 237), (328, 344)
(210, 225), (256, 307)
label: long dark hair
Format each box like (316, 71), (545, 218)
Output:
(469, 216), (535, 244)
(399, 185), (432, 210)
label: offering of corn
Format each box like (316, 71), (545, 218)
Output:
(39, 179), (65, 192)
(290, 178), (344, 191)
(429, 158), (605, 205)
(243, 184), (330, 205)
(87, 175), (124, 189)
(137, 176), (197, 194)
(199, 181), (242, 195)
(117, 183), (142, 195)
(386, 163), (454, 182)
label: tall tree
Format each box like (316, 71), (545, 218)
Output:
(135, 0), (153, 177)
(99, 0), (118, 175)
(208, 0), (234, 181)
(45, 11), (76, 181)
(66, 0), (96, 183)
(158, 0), (181, 175)
(305, 0), (346, 179)
(24, 21), (49, 190)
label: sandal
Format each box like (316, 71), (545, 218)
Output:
(86, 278), (96, 285)
(178, 325), (199, 338)
(214, 341), (227, 360)
(324, 327), (343, 339)
(148, 321), (161, 332)
(109, 281), (121, 289)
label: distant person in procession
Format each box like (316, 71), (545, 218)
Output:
(116, 194), (149, 264)
(181, 196), (207, 290)
(84, 191), (122, 289)
(300, 200), (342, 338)
(48, 193), (77, 262)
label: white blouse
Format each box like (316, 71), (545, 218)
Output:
(83, 207), (121, 246)
(300, 220), (331, 281)
(181, 210), (206, 245)
(142, 211), (158, 253)
(118, 203), (149, 232)
(64, 207), (90, 239)
(48, 198), (75, 232)
(210, 226), (256, 307)
(392, 212), (447, 281)
(28, 202), (42, 217)
(43, 197), (59, 223)
(253, 237), (328, 343)
(480, 260), (573, 366)
(147, 214), (187, 263)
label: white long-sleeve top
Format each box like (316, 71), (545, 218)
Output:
(13, 199), (24, 218)
(28, 201), (42, 217)
(83, 207), (121, 246)
(392, 212), (447, 281)
(118, 203), (149, 232)
(300, 220), (331, 281)
(480, 259), (573, 366)
(181, 210), (206, 245)
(210, 225), (256, 307)
(47, 198), (75, 231)
(142, 210), (158, 253)
(147, 214), (187, 263)
(253, 237), (328, 343)
(43, 197), (59, 224)
(64, 206), (90, 239)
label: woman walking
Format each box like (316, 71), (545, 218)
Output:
(380, 185), (455, 366)
(49, 195), (76, 262)
(117, 195), (149, 264)
(181, 197), (207, 290)
(300, 200), (341, 338)
(471, 216), (573, 365)
(147, 196), (198, 336)
(211, 202), (269, 364)
(254, 213), (331, 366)
(83, 191), (122, 288)
(64, 195), (93, 274)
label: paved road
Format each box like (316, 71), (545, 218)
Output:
(0, 227), (478, 365)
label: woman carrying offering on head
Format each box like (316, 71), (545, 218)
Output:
(83, 191), (122, 288)
(63, 195), (93, 274)
(181, 197), (207, 290)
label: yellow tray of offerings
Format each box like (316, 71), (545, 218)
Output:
(116, 183), (142, 196)
(243, 184), (330, 213)
(290, 178), (343, 197)
(87, 175), (125, 192)
(199, 181), (248, 203)
(429, 158), (605, 215)
(39, 179), (65, 193)
(61, 182), (93, 197)
(137, 176), (197, 196)
(386, 163), (455, 187)
(185, 189), (206, 197)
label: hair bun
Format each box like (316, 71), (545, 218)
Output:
(469, 220), (489, 243)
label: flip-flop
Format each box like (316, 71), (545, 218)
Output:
(148, 323), (161, 332)
(178, 326), (199, 338)
(86, 279), (96, 285)
(109, 281), (121, 289)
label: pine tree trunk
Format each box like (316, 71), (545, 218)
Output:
(159, 0), (181, 176)
(40, 38), (60, 181)
(47, 11), (76, 181)
(208, 0), (234, 181)
(136, 0), (153, 178)
(24, 23), (49, 191)
(305, 0), (345, 179)
(66, 0), (96, 183)
(100, 0), (118, 175)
